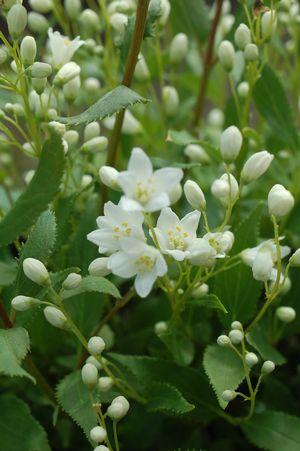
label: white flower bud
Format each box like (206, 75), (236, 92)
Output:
(234, 23), (251, 49)
(47, 108), (58, 120)
(218, 40), (235, 71)
(94, 446), (109, 451)
(261, 360), (275, 374)
(162, 86), (179, 117)
(231, 321), (243, 331)
(88, 258), (111, 276)
(241, 150), (274, 184)
(20, 36), (37, 65)
(221, 390), (237, 402)
(184, 180), (206, 210)
(44, 306), (67, 329)
(107, 402), (126, 421)
(88, 336), (106, 355)
(237, 81), (250, 98)
(244, 43), (259, 62)
(48, 121), (66, 136)
(32, 77), (47, 94)
(62, 273), (82, 290)
(11, 295), (39, 311)
(245, 352), (258, 367)
(220, 125), (243, 161)
(208, 109), (224, 128)
(252, 247), (273, 281)
(191, 283), (209, 298)
(29, 0), (53, 13)
(154, 321), (168, 335)
(28, 12), (49, 34)
(10, 60), (18, 73)
(63, 130), (79, 148)
(276, 306), (296, 323)
(217, 335), (231, 347)
(154, 0), (170, 26)
(135, 54), (150, 82)
(80, 174), (92, 187)
(24, 169), (35, 184)
(7, 4), (27, 40)
(169, 33), (189, 64)
(0, 48), (8, 65)
(28, 62), (52, 78)
(262, 11), (277, 38)
(54, 62), (81, 86)
(184, 144), (210, 164)
(90, 426), (107, 444)
(23, 257), (49, 285)
(82, 136), (108, 153)
(65, 0), (82, 19)
(289, 249), (300, 266)
(81, 362), (98, 388)
(98, 376), (113, 392)
(80, 9), (101, 32)
(112, 395), (130, 414)
(268, 184), (294, 217)
(84, 77), (101, 94)
(229, 329), (244, 344)
(84, 122), (100, 142)
(63, 76), (81, 102)
(110, 12), (128, 35)
(86, 356), (102, 370)
(99, 166), (119, 189)
(98, 325), (115, 351)
(211, 173), (239, 207)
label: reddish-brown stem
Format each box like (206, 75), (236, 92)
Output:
(191, 0), (224, 128)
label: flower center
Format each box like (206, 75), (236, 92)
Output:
(167, 226), (189, 250)
(113, 222), (132, 240)
(135, 180), (155, 204)
(135, 254), (155, 272)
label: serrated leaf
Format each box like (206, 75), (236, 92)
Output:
(146, 381), (195, 415)
(0, 260), (17, 286)
(0, 327), (34, 382)
(0, 134), (64, 247)
(59, 85), (149, 125)
(246, 324), (286, 365)
(170, 0), (210, 43)
(61, 275), (120, 300)
(253, 65), (299, 151)
(203, 345), (245, 409)
(188, 294), (228, 313)
(0, 395), (50, 451)
(214, 202), (264, 326)
(56, 370), (97, 438)
(242, 411), (300, 451)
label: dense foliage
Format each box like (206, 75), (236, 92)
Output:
(0, 0), (300, 450)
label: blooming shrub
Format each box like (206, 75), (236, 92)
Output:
(0, 0), (300, 450)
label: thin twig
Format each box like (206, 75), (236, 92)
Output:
(191, 0), (224, 128)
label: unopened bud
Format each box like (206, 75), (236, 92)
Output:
(44, 306), (67, 329)
(184, 144), (210, 164)
(268, 184), (294, 217)
(99, 166), (119, 189)
(98, 376), (113, 392)
(84, 122), (100, 142)
(20, 36), (37, 65)
(244, 43), (259, 62)
(62, 273), (82, 290)
(261, 10), (277, 39)
(23, 257), (49, 285)
(135, 54), (150, 81)
(11, 295), (39, 311)
(81, 362), (98, 388)
(289, 249), (300, 266)
(218, 40), (235, 71)
(241, 150), (274, 184)
(84, 77), (100, 93)
(211, 173), (239, 207)
(245, 352), (258, 367)
(220, 125), (243, 161)
(162, 86), (179, 117)
(28, 62), (52, 78)
(229, 329), (244, 344)
(169, 33), (188, 64)
(237, 81), (249, 98)
(32, 77), (47, 94)
(0, 48), (8, 65)
(54, 62), (81, 86)
(234, 23), (251, 49)
(222, 390), (237, 402)
(217, 335), (231, 347)
(82, 136), (108, 153)
(80, 9), (101, 32)
(276, 306), (296, 323)
(88, 258), (111, 276)
(109, 12), (127, 35)
(28, 12), (49, 34)
(63, 76), (81, 102)
(90, 426), (107, 444)
(63, 130), (79, 148)
(107, 402), (126, 421)
(88, 336), (106, 355)
(184, 180), (206, 210)
(231, 321), (243, 331)
(29, 0), (53, 13)
(261, 360), (275, 374)
(86, 356), (102, 370)
(7, 4), (27, 40)
(154, 321), (168, 335)
(191, 283), (209, 298)
(65, 0), (82, 19)
(48, 121), (66, 135)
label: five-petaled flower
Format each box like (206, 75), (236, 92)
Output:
(48, 28), (84, 68)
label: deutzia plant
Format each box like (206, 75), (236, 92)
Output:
(0, 1), (300, 450)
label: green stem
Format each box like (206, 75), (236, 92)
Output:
(113, 421), (120, 451)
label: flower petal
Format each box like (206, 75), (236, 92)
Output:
(157, 207), (180, 231)
(152, 167), (183, 193)
(128, 147), (153, 177)
(134, 270), (157, 297)
(144, 193), (170, 212)
(181, 210), (201, 236)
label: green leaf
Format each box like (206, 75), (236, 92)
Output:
(61, 275), (120, 300)
(0, 134), (64, 247)
(0, 395), (50, 451)
(167, 129), (221, 162)
(188, 294), (228, 313)
(151, 156), (201, 170)
(146, 381), (195, 415)
(246, 324), (286, 365)
(214, 202), (264, 325)
(242, 411), (300, 451)
(56, 370), (97, 438)
(0, 260), (17, 286)
(58, 85), (149, 125)
(0, 327), (34, 382)
(158, 328), (195, 366)
(203, 345), (245, 409)
(253, 65), (299, 151)
(170, 0), (210, 43)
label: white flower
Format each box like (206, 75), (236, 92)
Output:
(118, 148), (183, 212)
(108, 238), (167, 297)
(48, 28), (84, 68)
(204, 231), (235, 257)
(87, 201), (145, 254)
(242, 240), (290, 282)
(154, 207), (201, 261)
